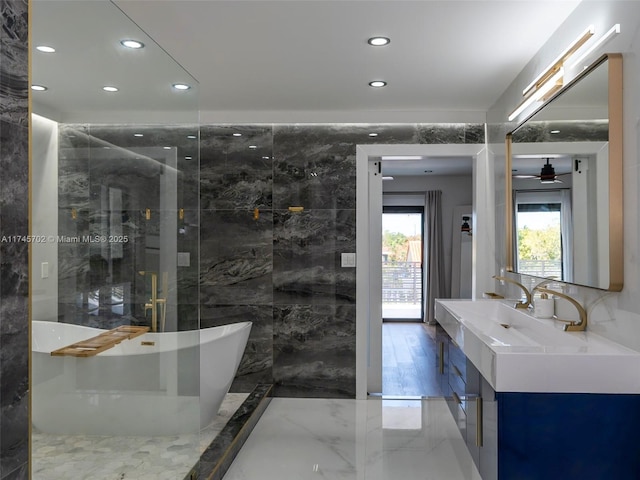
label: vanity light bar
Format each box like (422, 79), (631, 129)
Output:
(508, 68), (564, 121)
(570, 24), (621, 70)
(522, 25), (594, 98)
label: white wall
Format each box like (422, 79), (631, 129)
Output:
(489, 1), (640, 351)
(383, 175), (473, 297)
(31, 114), (59, 321)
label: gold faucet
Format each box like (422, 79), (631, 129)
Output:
(532, 286), (587, 332)
(139, 271), (167, 332)
(493, 275), (531, 309)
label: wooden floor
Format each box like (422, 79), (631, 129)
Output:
(382, 322), (443, 397)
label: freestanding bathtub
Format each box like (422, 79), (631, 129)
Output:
(32, 320), (251, 436)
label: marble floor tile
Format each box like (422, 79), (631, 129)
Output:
(31, 393), (248, 480)
(222, 398), (481, 480)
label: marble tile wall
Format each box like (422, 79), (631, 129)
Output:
(0, 1), (28, 478)
(57, 124), (200, 331)
(201, 123), (484, 397)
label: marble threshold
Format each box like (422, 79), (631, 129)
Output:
(221, 397), (481, 480)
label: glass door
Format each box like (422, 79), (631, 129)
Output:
(382, 206), (424, 321)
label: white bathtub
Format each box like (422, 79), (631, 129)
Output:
(32, 320), (251, 436)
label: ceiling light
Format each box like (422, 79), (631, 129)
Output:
(550, 130), (560, 134)
(369, 81), (387, 88)
(120, 39), (144, 49)
(369, 133), (379, 137)
(185, 156), (193, 160)
(172, 83), (191, 91)
(102, 86), (119, 92)
(382, 155), (422, 160)
(187, 135), (197, 139)
(424, 170), (433, 173)
(163, 146), (171, 150)
(133, 133), (144, 137)
(368, 37), (390, 46)
(233, 133), (242, 137)
(382, 176), (394, 181)
(36, 45), (55, 53)
(249, 145), (257, 149)
(31, 85), (48, 91)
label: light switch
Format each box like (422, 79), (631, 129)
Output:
(341, 253), (356, 268)
(41, 262), (49, 279)
(177, 252), (190, 267)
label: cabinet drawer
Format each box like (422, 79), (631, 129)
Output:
(449, 339), (467, 382)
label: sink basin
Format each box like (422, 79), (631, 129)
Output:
(437, 300), (589, 349)
(435, 299), (640, 394)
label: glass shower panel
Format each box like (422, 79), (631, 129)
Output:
(31, 1), (201, 478)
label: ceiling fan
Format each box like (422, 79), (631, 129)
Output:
(512, 158), (570, 183)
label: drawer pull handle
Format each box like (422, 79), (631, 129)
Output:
(476, 397), (483, 447)
(452, 391), (462, 405)
(438, 342), (444, 374)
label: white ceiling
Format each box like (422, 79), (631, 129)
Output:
(32, 0), (581, 120)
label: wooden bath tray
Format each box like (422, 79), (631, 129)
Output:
(51, 325), (150, 357)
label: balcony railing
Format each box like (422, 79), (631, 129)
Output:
(382, 261), (422, 304)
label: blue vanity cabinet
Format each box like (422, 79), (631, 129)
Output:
(435, 320), (640, 479)
(436, 323), (497, 478)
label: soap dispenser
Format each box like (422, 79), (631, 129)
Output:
(533, 292), (554, 319)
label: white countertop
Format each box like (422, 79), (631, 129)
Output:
(435, 299), (640, 394)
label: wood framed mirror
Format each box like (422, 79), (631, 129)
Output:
(505, 53), (622, 291)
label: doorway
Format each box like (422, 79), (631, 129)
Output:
(355, 143), (492, 398)
(382, 206), (424, 322)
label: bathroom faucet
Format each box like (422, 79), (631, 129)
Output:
(532, 286), (587, 332)
(492, 275), (531, 309)
(139, 271), (167, 332)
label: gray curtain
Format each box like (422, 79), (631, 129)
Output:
(425, 190), (446, 324)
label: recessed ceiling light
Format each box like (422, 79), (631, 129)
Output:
(249, 145), (257, 149)
(187, 135), (197, 139)
(133, 133), (144, 137)
(102, 86), (119, 92)
(233, 133), (242, 137)
(550, 130), (561, 134)
(163, 146), (171, 150)
(382, 176), (394, 181)
(369, 80), (387, 88)
(31, 85), (48, 91)
(120, 39), (144, 49)
(424, 170), (433, 173)
(185, 156), (193, 160)
(368, 37), (390, 46)
(172, 83), (191, 91)
(36, 45), (56, 53)
(369, 133), (379, 137)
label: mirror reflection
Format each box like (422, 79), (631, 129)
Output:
(507, 54), (623, 291)
(31, 2), (206, 479)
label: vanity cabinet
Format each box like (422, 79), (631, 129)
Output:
(436, 324), (497, 479)
(435, 320), (640, 480)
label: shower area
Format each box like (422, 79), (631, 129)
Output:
(29, 2), (251, 478)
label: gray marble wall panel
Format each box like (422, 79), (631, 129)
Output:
(511, 120), (608, 143)
(57, 125), (200, 331)
(273, 304), (356, 398)
(0, 1), (28, 478)
(200, 125), (273, 210)
(202, 123), (483, 398)
(273, 209), (355, 304)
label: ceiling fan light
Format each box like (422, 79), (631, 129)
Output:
(539, 158), (556, 183)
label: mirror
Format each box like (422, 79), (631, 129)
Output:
(506, 54), (623, 291)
